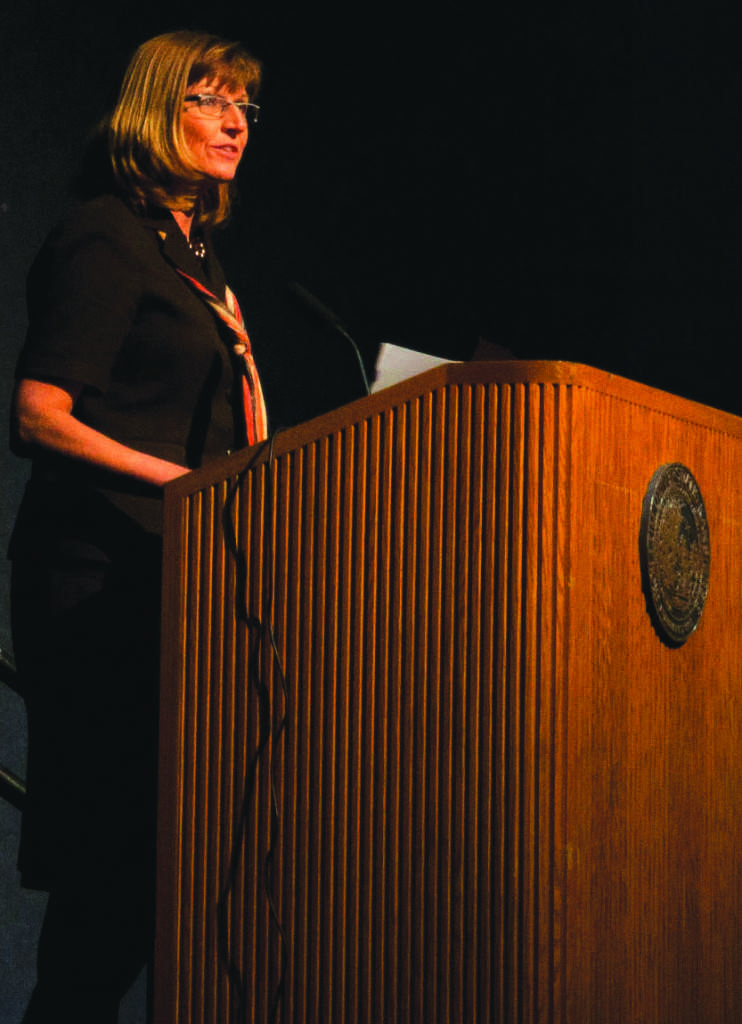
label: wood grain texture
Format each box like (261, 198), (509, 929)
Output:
(155, 362), (742, 1023)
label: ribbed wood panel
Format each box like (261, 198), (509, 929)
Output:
(157, 361), (742, 1023)
(157, 374), (570, 1023)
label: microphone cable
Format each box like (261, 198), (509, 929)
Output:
(217, 429), (290, 1024)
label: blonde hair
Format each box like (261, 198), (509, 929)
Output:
(108, 30), (262, 227)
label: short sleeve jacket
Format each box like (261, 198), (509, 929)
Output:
(13, 194), (247, 540)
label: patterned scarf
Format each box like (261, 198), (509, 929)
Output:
(177, 269), (268, 447)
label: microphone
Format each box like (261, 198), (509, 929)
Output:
(287, 281), (371, 396)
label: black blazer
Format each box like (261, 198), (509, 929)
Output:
(12, 194), (247, 543)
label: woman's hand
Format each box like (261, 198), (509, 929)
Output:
(13, 379), (189, 488)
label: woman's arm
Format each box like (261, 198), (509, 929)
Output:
(13, 379), (189, 488)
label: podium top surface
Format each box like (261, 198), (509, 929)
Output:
(165, 360), (742, 501)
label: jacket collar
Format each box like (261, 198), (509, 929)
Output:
(140, 206), (224, 293)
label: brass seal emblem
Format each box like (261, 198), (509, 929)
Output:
(639, 463), (710, 646)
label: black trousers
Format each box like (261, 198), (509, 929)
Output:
(21, 877), (153, 1023)
(12, 534), (162, 1022)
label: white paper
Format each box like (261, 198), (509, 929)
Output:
(371, 343), (457, 393)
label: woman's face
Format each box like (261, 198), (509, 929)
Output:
(181, 78), (250, 182)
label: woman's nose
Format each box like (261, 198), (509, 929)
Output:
(222, 102), (247, 130)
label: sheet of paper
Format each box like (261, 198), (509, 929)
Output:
(371, 343), (457, 393)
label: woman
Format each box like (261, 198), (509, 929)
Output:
(10, 30), (267, 1022)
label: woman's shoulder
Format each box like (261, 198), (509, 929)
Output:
(26, 196), (157, 316)
(48, 194), (145, 245)
(31, 195), (165, 286)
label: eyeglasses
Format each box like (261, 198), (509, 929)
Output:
(184, 94), (260, 125)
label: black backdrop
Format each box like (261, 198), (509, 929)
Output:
(3, 6), (741, 441)
(2, 4), (741, 1019)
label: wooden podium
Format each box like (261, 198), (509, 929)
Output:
(153, 362), (742, 1024)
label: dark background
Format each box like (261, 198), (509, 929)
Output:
(2, 4), (741, 1020)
